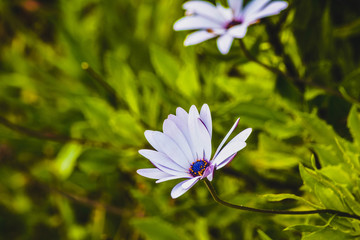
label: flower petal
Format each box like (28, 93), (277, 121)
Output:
(216, 3), (233, 22)
(182, 176), (201, 189)
(200, 104), (212, 137)
(144, 130), (191, 169)
(183, 1), (226, 24)
(243, 0), (271, 18)
(212, 141), (246, 166)
(168, 109), (197, 159)
(228, 0), (243, 18)
(171, 178), (199, 198)
(216, 33), (234, 54)
(247, 1), (288, 23)
(137, 168), (171, 179)
(174, 16), (222, 31)
(184, 30), (217, 46)
(139, 149), (186, 173)
(163, 119), (193, 164)
(216, 153), (237, 170)
(213, 118), (240, 158)
(204, 164), (215, 181)
(231, 128), (252, 142)
(227, 24), (248, 38)
(188, 105), (212, 160)
(156, 174), (192, 183)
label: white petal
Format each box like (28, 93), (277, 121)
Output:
(200, 104), (212, 137)
(182, 176), (200, 189)
(188, 106), (212, 160)
(168, 109), (197, 159)
(144, 130), (191, 169)
(184, 30), (217, 46)
(243, 0), (270, 18)
(216, 153), (237, 169)
(163, 119), (193, 164)
(139, 149), (186, 172)
(216, 3), (234, 22)
(228, 0), (243, 18)
(212, 141), (246, 166)
(183, 1), (226, 23)
(230, 128), (252, 143)
(174, 16), (222, 31)
(246, 1), (288, 22)
(227, 24), (248, 38)
(137, 168), (171, 179)
(171, 178), (199, 198)
(214, 118), (240, 158)
(156, 174), (192, 183)
(216, 33), (234, 54)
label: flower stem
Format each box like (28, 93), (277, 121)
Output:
(204, 179), (360, 220)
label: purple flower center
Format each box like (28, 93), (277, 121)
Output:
(225, 19), (243, 29)
(189, 159), (209, 177)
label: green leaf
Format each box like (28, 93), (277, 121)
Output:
(150, 44), (180, 86)
(261, 193), (320, 209)
(54, 143), (83, 180)
(348, 106), (360, 146)
(131, 217), (190, 240)
(257, 229), (273, 240)
(299, 165), (349, 212)
(176, 64), (199, 99)
(302, 227), (354, 240)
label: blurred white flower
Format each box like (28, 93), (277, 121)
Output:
(137, 104), (251, 198)
(174, 0), (288, 54)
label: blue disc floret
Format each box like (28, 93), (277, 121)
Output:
(189, 159), (209, 177)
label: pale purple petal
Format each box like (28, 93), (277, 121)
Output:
(144, 130), (191, 169)
(139, 149), (186, 173)
(183, 1), (226, 24)
(184, 30), (217, 46)
(181, 176), (201, 189)
(228, 0), (243, 18)
(204, 164), (215, 181)
(243, 0), (271, 18)
(137, 168), (171, 179)
(200, 104), (212, 137)
(212, 141), (246, 166)
(227, 24), (248, 38)
(246, 1), (288, 23)
(213, 118), (240, 158)
(163, 119), (193, 164)
(216, 153), (237, 170)
(174, 16), (222, 31)
(188, 106), (212, 160)
(216, 33), (234, 54)
(171, 178), (199, 198)
(156, 174), (192, 183)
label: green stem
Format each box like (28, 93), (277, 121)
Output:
(204, 179), (360, 221)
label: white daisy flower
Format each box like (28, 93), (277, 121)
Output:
(137, 104), (252, 198)
(173, 0), (288, 54)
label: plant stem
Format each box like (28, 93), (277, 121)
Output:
(204, 179), (360, 221)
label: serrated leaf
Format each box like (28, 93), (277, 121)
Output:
(299, 165), (350, 212)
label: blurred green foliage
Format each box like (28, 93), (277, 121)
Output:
(1, 0), (360, 239)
